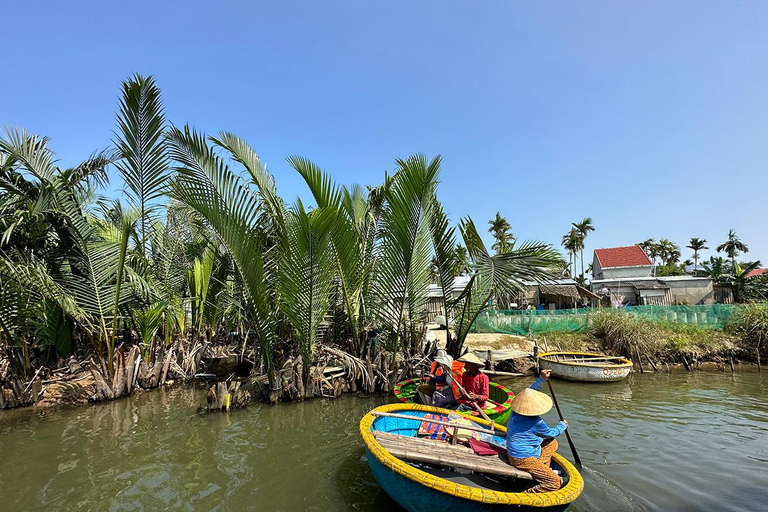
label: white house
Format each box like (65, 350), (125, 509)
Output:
(592, 245), (653, 280)
(590, 245), (716, 305)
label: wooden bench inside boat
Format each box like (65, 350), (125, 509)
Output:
(373, 431), (533, 480)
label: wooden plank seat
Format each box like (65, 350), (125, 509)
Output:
(373, 431), (533, 481)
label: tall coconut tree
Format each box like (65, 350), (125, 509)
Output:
(686, 237), (708, 271)
(638, 238), (656, 260)
(488, 212), (514, 254)
(561, 228), (580, 278)
(572, 217), (595, 279)
(717, 229), (748, 269)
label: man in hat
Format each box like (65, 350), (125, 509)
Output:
(506, 369), (568, 493)
(416, 350), (452, 405)
(456, 352), (489, 410)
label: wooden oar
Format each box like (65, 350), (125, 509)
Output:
(546, 379), (582, 467)
(449, 370), (495, 432)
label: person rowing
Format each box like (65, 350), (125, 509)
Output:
(454, 352), (489, 411)
(506, 369), (568, 493)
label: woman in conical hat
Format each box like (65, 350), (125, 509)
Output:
(506, 369), (568, 493)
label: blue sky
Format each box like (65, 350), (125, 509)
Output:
(2, 1), (767, 267)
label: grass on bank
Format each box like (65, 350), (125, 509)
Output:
(533, 304), (768, 366)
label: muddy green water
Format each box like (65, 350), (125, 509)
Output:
(0, 371), (766, 512)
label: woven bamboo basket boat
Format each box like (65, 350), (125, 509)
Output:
(393, 377), (515, 425)
(538, 351), (632, 382)
(360, 403), (583, 512)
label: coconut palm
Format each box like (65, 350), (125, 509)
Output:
(687, 238), (708, 271)
(717, 229), (748, 269)
(488, 212), (514, 254)
(561, 228), (580, 278)
(572, 217), (594, 279)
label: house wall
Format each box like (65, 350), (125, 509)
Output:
(601, 266), (654, 279)
(663, 279), (714, 305)
(592, 253), (654, 280)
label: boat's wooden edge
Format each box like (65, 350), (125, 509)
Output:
(360, 403), (584, 507)
(538, 351), (633, 368)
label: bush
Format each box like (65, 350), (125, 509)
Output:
(590, 310), (658, 357)
(729, 302), (768, 364)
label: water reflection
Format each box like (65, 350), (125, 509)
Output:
(0, 372), (766, 511)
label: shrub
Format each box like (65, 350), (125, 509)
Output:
(729, 302), (768, 366)
(590, 310), (657, 357)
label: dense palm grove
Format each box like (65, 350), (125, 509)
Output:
(0, 75), (563, 408)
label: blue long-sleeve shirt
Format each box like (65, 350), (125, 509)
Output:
(506, 376), (567, 459)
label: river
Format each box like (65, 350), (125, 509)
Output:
(0, 370), (765, 512)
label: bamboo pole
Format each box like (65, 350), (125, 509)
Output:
(546, 379), (582, 467)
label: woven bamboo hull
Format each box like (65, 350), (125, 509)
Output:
(360, 403), (583, 512)
(538, 352), (632, 382)
(393, 377), (515, 425)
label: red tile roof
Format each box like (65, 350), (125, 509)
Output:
(595, 245), (653, 268)
(746, 268), (768, 278)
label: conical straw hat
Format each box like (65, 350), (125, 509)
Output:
(458, 352), (484, 365)
(511, 388), (553, 416)
(434, 353), (454, 367)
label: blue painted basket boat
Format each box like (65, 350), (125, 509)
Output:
(360, 403), (583, 512)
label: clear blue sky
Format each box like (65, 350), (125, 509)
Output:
(3, 1), (767, 266)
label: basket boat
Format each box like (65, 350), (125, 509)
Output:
(360, 403), (583, 512)
(393, 377), (515, 425)
(538, 351), (632, 382)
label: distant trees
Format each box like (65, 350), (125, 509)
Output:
(487, 212), (514, 254)
(717, 229), (748, 269)
(687, 238), (708, 270)
(561, 228), (581, 279)
(572, 217), (595, 281)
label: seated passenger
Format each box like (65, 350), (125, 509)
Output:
(506, 370), (568, 493)
(416, 350), (451, 405)
(430, 355), (461, 410)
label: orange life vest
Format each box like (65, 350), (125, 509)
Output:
(429, 361), (448, 389)
(447, 361), (465, 400)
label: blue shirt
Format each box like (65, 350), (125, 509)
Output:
(506, 376), (567, 459)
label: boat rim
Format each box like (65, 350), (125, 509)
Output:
(538, 351), (633, 369)
(393, 378), (515, 416)
(360, 402), (584, 507)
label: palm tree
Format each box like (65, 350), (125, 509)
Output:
(114, 74), (169, 268)
(687, 238), (708, 271)
(656, 239), (680, 266)
(453, 245), (470, 276)
(571, 217), (595, 280)
(717, 229), (748, 269)
(449, 219), (562, 357)
(487, 212), (514, 254)
(561, 229), (580, 278)
(638, 238), (656, 263)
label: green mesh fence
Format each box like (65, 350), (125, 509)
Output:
(471, 304), (738, 335)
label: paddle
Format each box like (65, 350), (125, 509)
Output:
(448, 368), (495, 432)
(546, 378), (582, 467)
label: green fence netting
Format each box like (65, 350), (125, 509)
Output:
(471, 304), (738, 335)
